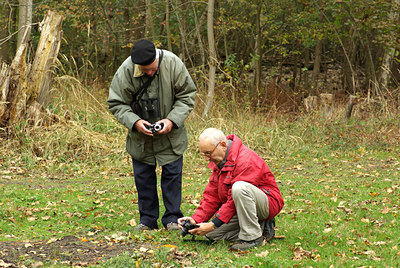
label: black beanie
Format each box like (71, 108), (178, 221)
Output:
(131, 39), (156, 66)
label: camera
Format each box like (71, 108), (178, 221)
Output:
(180, 219), (199, 237)
(145, 122), (164, 134)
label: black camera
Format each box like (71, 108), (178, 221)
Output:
(145, 122), (164, 134)
(180, 219), (199, 237)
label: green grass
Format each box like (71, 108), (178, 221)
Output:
(0, 87), (399, 267)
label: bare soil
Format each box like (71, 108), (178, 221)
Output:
(0, 235), (138, 267)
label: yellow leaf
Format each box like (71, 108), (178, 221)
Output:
(46, 238), (58, 244)
(162, 244), (177, 249)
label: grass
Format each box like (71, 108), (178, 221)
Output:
(0, 83), (399, 267)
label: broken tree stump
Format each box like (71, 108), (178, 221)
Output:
(0, 10), (63, 129)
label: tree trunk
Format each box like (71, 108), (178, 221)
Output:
(341, 29), (357, 94)
(124, 3), (132, 58)
(190, 3), (206, 88)
(145, 0), (155, 40)
(0, 1), (11, 63)
(202, 0), (216, 119)
(346, 95), (358, 120)
(173, 0), (188, 61)
(379, 46), (395, 91)
(364, 37), (377, 98)
(0, 11), (63, 128)
(32, 11), (63, 106)
(17, 0), (32, 49)
(378, 0), (399, 91)
(165, 0), (172, 51)
(303, 48), (310, 93)
(311, 38), (322, 95)
(252, 0), (262, 105)
(311, 0), (323, 95)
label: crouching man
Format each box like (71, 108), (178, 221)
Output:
(178, 128), (284, 251)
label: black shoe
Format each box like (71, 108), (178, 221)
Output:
(262, 218), (275, 241)
(231, 236), (264, 251)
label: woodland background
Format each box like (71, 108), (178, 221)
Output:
(1, 0), (399, 119)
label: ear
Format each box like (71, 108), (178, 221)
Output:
(220, 141), (228, 151)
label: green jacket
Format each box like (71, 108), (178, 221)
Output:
(108, 50), (197, 165)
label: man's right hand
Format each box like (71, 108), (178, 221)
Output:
(177, 217), (197, 227)
(134, 119), (154, 136)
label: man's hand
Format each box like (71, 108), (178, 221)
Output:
(134, 119), (174, 136)
(134, 119), (153, 136)
(156, 119), (173, 134)
(189, 222), (215, 236)
(178, 216), (196, 227)
(178, 217), (215, 236)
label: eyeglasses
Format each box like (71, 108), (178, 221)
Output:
(200, 142), (221, 157)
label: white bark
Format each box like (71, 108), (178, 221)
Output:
(17, 0), (32, 49)
(202, 0), (216, 119)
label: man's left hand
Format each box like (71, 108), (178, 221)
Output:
(155, 119), (173, 134)
(189, 222), (215, 236)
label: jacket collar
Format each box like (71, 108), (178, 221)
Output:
(208, 134), (242, 171)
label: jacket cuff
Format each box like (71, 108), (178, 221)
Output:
(132, 119), (140, 132)
(211, 217), (224, 228)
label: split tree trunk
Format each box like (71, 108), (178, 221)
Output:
(0, 10), (63, 128)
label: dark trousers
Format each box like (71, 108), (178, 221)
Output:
(132, 157), (184, 228)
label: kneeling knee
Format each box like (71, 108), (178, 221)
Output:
(232, 181), (249, 199)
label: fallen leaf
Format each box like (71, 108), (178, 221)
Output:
(139, 246), (148, 252)
(162, 244), (177, 249)
(126, 218), (137, 227)
(27, 217), (37, 222)
(46, 238), (58, 244)
(255, 250), (269, 257)
(381, 207), (390, 214)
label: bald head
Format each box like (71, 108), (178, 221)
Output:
(199, 128), (227, 145)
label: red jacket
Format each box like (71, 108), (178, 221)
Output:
(192, 134), (284, 224)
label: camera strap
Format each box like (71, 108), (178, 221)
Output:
(133, 50), (164, 104)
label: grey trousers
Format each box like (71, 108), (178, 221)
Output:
(205, 181), (270, 242)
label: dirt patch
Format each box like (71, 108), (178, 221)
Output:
(0, 235), (139, 267)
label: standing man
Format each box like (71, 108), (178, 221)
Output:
(108, 39), (196, 231)
(178, 128), (284, 250)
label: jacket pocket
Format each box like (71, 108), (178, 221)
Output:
(166, 126), (188, 155)
(126, 131), (145, 157)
